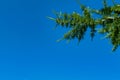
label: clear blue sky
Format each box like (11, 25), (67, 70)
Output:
(0, 0), (120, 80)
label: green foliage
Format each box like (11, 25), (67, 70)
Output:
(49, 0), (120, 52)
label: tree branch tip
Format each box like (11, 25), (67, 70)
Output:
(47, 16), (55, 21)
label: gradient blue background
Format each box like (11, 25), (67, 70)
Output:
(0, 0), (120, 80)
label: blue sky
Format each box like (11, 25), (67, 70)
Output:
(0, 0), (120, 80)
